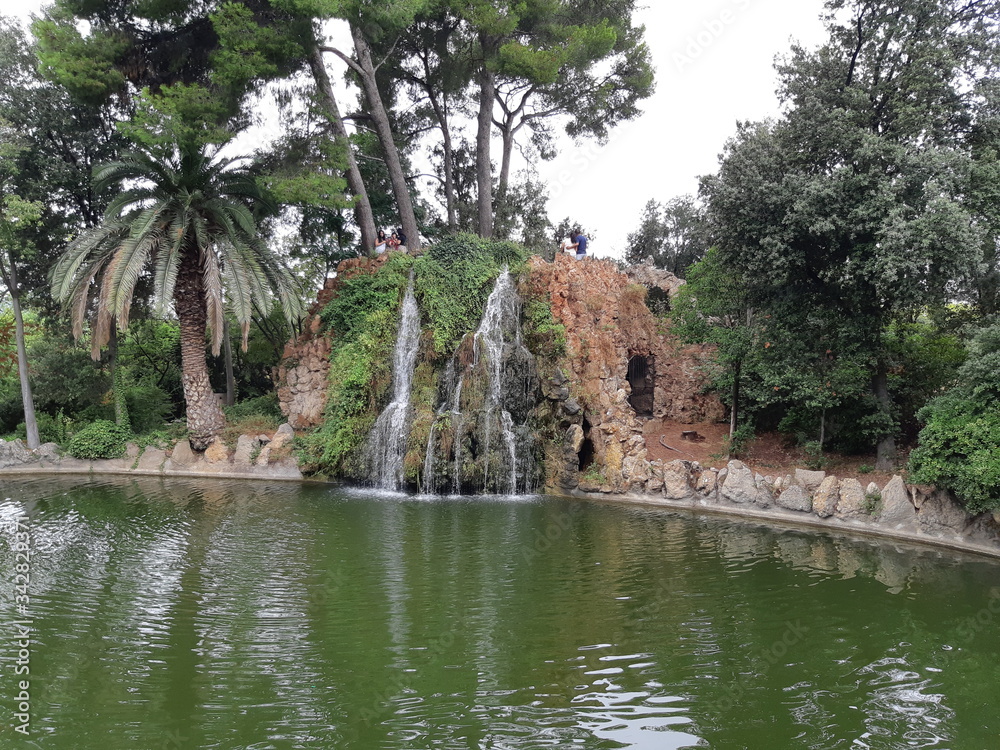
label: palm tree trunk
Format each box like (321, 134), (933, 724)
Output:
(175, 254), (225, 451)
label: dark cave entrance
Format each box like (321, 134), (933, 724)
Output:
(627, 355), (655, 417)
(578, 417), (595, 472)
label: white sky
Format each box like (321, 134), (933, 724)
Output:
(13, 0), (831, 259)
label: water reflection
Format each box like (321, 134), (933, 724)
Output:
(0, 476), (998, 749)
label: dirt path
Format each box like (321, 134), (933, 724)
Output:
(642, 417), (899, 487)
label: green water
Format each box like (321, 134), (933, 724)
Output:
(1, 477), (999, 749)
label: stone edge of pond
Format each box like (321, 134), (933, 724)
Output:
(5, 442), (1000, 563)
(564, 458), (1000, 561)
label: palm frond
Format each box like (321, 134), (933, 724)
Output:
(201, 241), (225, 356)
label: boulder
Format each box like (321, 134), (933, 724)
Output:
(567, 424), (585, 454)
(0, 439), (33, 468)
(136, 447), (166, 471)
(695, 469), (718, 500)
(811, 476), (839, 518)
(35, 443), (60, 462)
(721, 461), (758, 505)
(269, 423), (295, 451)
(622, 454), (652, 491)
(879, 475), (917, 530)
(794, 469), (826, 491)
(169, 439), (197, 467)
(777, 485), (812, 512)
(916, 491), (970, 537)
(256, 445), (272, 466)
(834, 478), (865, 520)
(663, 460), (695, 501)
(205, 440), (229, 464)
(234, 435), (259, 466)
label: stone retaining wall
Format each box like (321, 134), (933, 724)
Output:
(589, 458), (1000, 558)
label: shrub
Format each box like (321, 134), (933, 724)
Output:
(414, 233), (529, 353)
(67, 420), (132, 460)
(908, 324), (1000, 512)
(224, 393), (283, 421)
(125, 384), (174, 434)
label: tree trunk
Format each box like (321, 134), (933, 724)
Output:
(476, 35), (496, 238)
(350, 25), (421, 251)
(498, 123), (515, 205)
(309, 47), (377, 254)
(223, 317), (236, 407)
(873, 363), (896, 471)
(729, 359), (741, 441)
(175, 253), (225, 451)
(429, 89), (457, 231)
(4, 256), (39, 450)
(109, 320), (129, 428)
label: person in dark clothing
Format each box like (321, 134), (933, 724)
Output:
(567, 228), (587, 259)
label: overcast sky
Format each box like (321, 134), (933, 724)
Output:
(14, 0), (831, 259)
(539, 0), (830, 257)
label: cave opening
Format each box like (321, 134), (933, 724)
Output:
(627, 355), (655, 417)
(578, 417), (594, 472)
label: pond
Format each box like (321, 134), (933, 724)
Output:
(1, 476), (998, 749)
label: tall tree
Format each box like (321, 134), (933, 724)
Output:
(624, 196), (707, 276)
(52, 136), (303, 450)
(702, 0), (999, 469)
(0, 120), (43, 449)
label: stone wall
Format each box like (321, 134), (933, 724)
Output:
(613, 458), (1000, 555)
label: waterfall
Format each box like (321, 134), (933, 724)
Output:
(420, 269), (536, 496)
(473, 270), (527, 494)
(421, 357), (455, 494)
(366, 275), (421, 490)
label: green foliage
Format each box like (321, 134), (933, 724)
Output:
(300, 256), (413, 474)
(909, 324), (1000, 512)
(319, 253), (413, 338)
(118, 85), (233, 153)
(67, 419), (132, 460)
(523, 298), (566, 358)
(32, 16), (128, 105)
(863, 489), (882, 516)
(413, 233), (528, 353)
(223, 393), (283, 421)
(28, 335), (110, 416)
(723, 422), (755, 458)
(624, 195), (708, 277)
(124, 384), (174, 434)
(803, 440), (827, 471)
(14, 410), (68, 445)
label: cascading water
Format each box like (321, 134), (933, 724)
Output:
(421, 357), (455, 494)
(365, 275), (421, 490)
(474, 270), (523, 493)
(419, 269), (537, 495)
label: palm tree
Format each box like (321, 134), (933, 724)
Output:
(52, 144), (303, 450)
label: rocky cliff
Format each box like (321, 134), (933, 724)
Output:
(278, 251), (722, 494)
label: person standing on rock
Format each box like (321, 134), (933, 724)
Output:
(567, 228), (588, 260)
